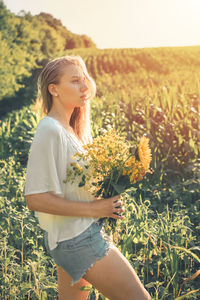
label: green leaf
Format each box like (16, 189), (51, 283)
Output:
(118, 175), (130, 185)
(111, 182), (126, 194)
(78, 181), (85, 187)
(96, 187), (103, 196)
(175, 289), (200, 300)
(80, 285), (92, 291)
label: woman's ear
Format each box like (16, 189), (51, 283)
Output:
(48, 83), (58, 96)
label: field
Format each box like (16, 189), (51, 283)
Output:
(0, 46), (200, 299)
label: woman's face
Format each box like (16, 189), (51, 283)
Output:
(50, 64), (90, 109)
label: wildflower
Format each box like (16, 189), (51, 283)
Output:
(75, 163), (83, 171)
(63, 129), (153, 232)
(138, 136), (152, 171)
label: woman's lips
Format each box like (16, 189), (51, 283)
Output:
(80, 95), (89, 100)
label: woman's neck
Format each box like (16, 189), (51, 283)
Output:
(47, 113), (82, 144)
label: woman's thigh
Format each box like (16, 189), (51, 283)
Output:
(82, 244), (151, 300)
(57, 266), (90, 300)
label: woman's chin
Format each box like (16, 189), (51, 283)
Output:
(80, 100), (88, 105)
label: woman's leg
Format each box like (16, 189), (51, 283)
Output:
(83, 244), (151, 300)
(57, 266), (90, 300)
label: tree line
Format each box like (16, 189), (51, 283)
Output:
(0, 0), (96, 101)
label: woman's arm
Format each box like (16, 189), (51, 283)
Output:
(25, 192), (124, 220)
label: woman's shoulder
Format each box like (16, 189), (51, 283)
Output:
(35, 116), (83, 152)
(32, 116), (63, 143)
(36, 116), (62, 135)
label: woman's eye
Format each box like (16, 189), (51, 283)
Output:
(73, 80), (79, 83)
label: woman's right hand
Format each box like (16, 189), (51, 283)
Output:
(92, 194), (125, 219)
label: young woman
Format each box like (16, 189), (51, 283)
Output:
(24, 55), (151, 300)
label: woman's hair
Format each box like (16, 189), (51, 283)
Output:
(36, 55), (96, 145)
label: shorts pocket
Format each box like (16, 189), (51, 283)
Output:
(58, 226), (92, 251)
(58, 238), (76, 251)
(91, 236), (109, 258)
(73, 231), (92, 251)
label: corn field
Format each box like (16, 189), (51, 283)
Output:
(0, 47), (200, 299)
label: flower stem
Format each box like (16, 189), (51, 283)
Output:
(105, 171), (113, 197)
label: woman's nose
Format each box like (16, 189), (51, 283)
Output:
(81, 81), (88, 91)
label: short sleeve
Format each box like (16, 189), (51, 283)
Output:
(24, 123), (66, 197)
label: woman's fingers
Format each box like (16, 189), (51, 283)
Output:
(119, 206), (125, 212)
(97, 194), (125, 219)
(114, 200), (123, 207)
(114, 205), (125, 213)
(113, 194), (121, 202)
(112, 201), (125, 219)
(111, 213), (125, 220)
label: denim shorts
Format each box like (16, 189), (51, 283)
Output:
(44, 219), (114, 286)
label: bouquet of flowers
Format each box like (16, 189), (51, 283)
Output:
(63, 129), (153, 231)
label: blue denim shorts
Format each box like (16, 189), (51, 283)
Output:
(44, 219), (114, 286)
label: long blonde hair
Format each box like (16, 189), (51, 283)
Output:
(36, 55), (96, 144)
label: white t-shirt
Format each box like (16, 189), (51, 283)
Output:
(24, 116), (99, 250)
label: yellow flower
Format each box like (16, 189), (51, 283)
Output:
(138, 136), (152, 170)
(122, 169), (127, 176)
(130, 173), (136, 183)
(65, 129), (153, 202)
(75, 163), (83, 172)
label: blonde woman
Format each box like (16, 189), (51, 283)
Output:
(24, 55), (151, 300)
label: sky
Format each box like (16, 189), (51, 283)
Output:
(3, 0), (200, 49)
